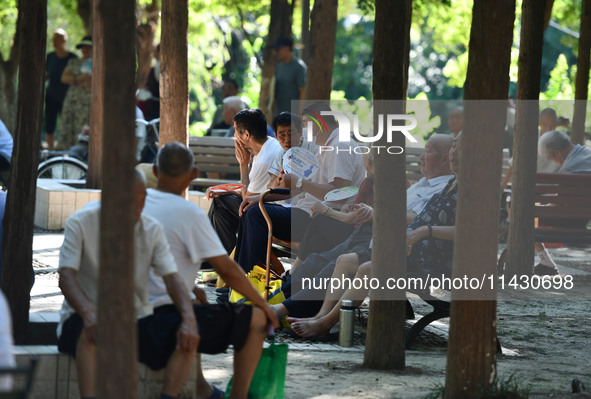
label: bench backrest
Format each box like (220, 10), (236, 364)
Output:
(535, 173), (591, 221)
(188, 136), (239, 175)
(406, 146), (423, 184)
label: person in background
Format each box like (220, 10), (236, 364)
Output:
(137, 43), (160, 121)
(269, 37), (307, 116)
(59, 36), (92, 150)
(206, 79), (247, 135)
(447, 106), (463, 138)
(44, 29), (78, 149)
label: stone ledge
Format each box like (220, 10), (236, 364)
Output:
(13, 346), (197, 399)
(35, 179), (211, 230)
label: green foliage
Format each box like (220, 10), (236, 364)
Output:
(0, 0), (17, 60)
(333, 15), (373, 100)
(46, 1), (86, 51)
(541, 54), (575, 100)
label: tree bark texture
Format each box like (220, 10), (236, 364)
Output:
(0, 0), (46, 344)
(300, 0), (311, 66)
(160, 0), (189, 145)
(305, 0), (338, 100)
(95, 0), (138, 397)
(77, 0), (93, 35)
(444, 1), (515, 397)
(506, 0), (547, 277)
(571, 0), (591, 145)
(87, 0), (105, 189)
(363, 0), (412, 371)
(258, 0), (294, 123)
(543, 0), (555, 31)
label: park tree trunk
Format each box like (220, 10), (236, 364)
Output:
(0, 15), (20, 134)
(160, 0), (189, 145)
(301, 0), (311, 66)
(0, 0), (46, 344)
(86, 0), (105, 189)
(77, 0), (93, 35)
(571, 0), (591, 145)
(363, 0), (411, 370)
(444, 1), (514, 397)
(305, 0), (338, 100)
(95, 0), (138, 397)
(505, 0), (547, 277)
(258, 0), (294, 122)
(543, 0), (555, 30)
(136, 0), (159, 88)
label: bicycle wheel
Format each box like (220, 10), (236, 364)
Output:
(38, 157), (87, 180)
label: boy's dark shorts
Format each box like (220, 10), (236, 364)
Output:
(57, 302), (252, 371)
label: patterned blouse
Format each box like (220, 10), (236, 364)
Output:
(407, 178), (458, 276)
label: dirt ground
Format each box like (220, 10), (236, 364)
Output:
(198, 257), (591, 399)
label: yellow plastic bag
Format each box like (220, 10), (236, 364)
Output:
(230, 265), (286, 305)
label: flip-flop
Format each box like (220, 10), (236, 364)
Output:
(209, 385), (225, 399)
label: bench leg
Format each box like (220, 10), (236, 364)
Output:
(405, 307), (450, 349)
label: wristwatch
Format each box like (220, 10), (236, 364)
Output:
(296, 178), (303, 190)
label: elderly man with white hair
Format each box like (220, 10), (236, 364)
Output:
(538, 130), (591, 174)
(534, 130), (591, 276)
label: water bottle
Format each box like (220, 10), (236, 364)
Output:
(339, 299), (355, 347)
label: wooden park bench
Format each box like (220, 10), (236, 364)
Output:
(188, 136), (240, 189)
(498, 173), (591, 273)
(532, 173), (591, 244)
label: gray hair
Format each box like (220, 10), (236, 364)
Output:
(538, 130), (571, 158)
(223, 96), (246, 112)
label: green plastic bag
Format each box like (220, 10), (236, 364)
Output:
(224, 341), (289, 399)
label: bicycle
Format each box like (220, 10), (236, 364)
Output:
(37, 118), (160, 180)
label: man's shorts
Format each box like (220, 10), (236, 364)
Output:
(57, 302), (252, 371)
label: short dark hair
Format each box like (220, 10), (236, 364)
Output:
(233, 108), (268, 140)
(156, 142), (195, 177)
(273, 112), (302, 133)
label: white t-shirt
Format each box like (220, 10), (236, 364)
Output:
(407, 174), (454, 215)
(0, 120), (13, 162)
(295, 129), (366, 213)
(248, 137), (283, 194)
(144, 189), (227, 307)
(57, 205), (178, 336)
(0, 290), (14, 391)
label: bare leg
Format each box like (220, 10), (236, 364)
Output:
(162, 345), (197, 396)
(287, 253), (360, 325)
(271, 303), (289, 318)
(75, 332), (96, 398)
(291, 261), (371, 338)
(45, 132), (55, 148)
(229, 307), (266, 399)
(195, 353), (219, 399)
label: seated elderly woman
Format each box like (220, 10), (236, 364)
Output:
(287, 133), (462, 338)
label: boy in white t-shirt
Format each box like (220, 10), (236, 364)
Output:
(206, 109), (282, 254)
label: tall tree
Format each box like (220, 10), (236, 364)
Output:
(444, 1), (515, 397)
(363, 0), (412, 370)
(571, 0), (591, 145)
(95, 0), (138, 396)
(300, 0), (311, 66)
(0, 0), (46, 344)
(505, 0), (548, 277)
(160, 0), (189, 145)
(86, 0), (105, 189)
(258, 0), (294, 123)
(305, 0), (338, 100)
